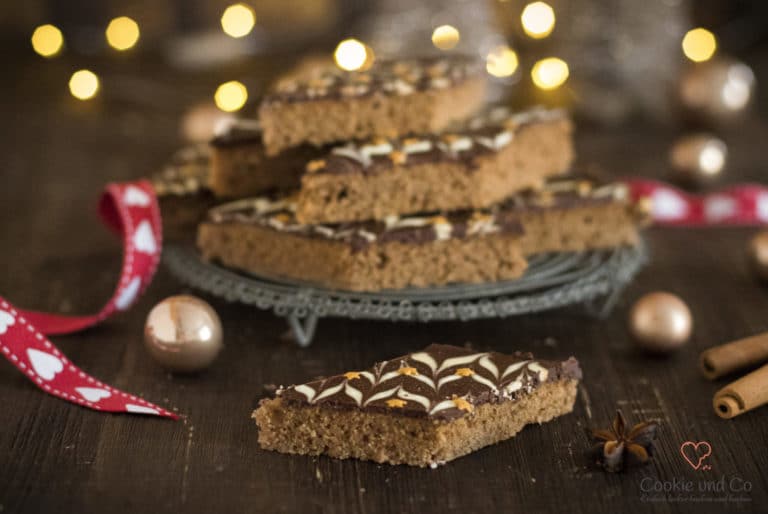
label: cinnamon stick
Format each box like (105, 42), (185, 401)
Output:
(699, 332), (768, 380)
(713, 363), (768, 419)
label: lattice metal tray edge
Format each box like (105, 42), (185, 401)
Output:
(163, 242), (648, 346)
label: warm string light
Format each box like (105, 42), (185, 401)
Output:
(214, 81), (248, 112)
(106, 16), (140, 51)
(431, 25), (460, 50)
(521, 2), (556, 39)
(69, 70), (100, 100)
(486, 45), (518, 77)
(31, 24), (64, 58)
(682, 28), (717, 63)
(334, 39), (374, 71)
(221, 3), (256, 38)
(531, 57), (569, 90)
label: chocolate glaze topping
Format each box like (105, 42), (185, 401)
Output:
(275, 344), (582, 421)
(261, 56), (483, 105)
(151, 144), (210, 196)
(204, 176), (628, 251)
(311, 106), (567, 176)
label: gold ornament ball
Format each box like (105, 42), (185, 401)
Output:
(180, 102), (234, 143)
(144, 295), (223, 372)
(629, 292), (692, 353)
(678, 57), (755, 123)
(747, 231), (768, 282)
(668, 133), (727, 186)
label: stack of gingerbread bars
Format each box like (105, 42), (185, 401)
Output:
(194, 56), (641, 292)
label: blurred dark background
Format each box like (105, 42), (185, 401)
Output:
(1, 0), (768, 187)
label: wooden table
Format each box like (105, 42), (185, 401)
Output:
(2, 52), (768, 514)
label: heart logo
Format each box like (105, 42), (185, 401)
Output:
(123, 186), (150, 207)
(0, 309), (15, 335)
(125, 404), (159, 415)
(680, 441), (712, 470)
(27, 348), (64, 381)
(115, 276), (141, 311)
(133, 221), (157, 255)
(75, 387), (112, 403)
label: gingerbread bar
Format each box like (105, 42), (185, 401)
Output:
(295, 107), (573, 223)
(254, 344), (581, 467)
(196, 177), (639, 292)
(197, 195), (528, 291)
(151, 144), (216, 242)
(209, 119), (325, 198)
(258, 56), (487, 156)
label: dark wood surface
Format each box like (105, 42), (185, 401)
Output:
(2, 53), (768, 514)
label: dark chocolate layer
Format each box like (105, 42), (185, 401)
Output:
(275, 344), (582, 421)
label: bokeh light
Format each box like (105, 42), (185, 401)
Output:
(682, 28), (717, 63)
(31, 24), (64, 58)
(431, 25), (460, 50)
(531, 57), (569, 90)
(486, 45), (519, 77)
(106, 16), (140, 51)
(521, 2), (556, 39)
(214, 81), (248, 112)
(221, 4), (257, 38)
(334, 39), (371, 71)
(69, 70), (100, 100)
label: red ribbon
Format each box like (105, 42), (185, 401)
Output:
(624, 179), (768, 226)
(0, 181), (176, 419)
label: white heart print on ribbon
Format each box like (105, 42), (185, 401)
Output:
(115, 276), (141, 311)
(27, 348), (64, 381)
(125, 404), (159, 415)
(705, 196), (737, 222)
(123, 186), (150, 207)
(75, 387), (112, 403)
(756, 192), (768, 222)
(133, 220), (157, 255)
(652, 189), (688, 221)
(0, 309), (15, 335)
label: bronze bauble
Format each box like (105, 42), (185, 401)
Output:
(629, 292), (692, 353)
(669, 133), (727, 186)
(144, 295), (223, 372)
(748, 231), (768, 282)
(679, 58), (755, 123)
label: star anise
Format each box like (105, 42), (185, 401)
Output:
(588, 410), (659, 472)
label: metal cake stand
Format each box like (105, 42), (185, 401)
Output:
(163, 243), (648, 346)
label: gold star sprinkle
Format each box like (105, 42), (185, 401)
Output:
(398, 367), (419, 376)
(307, 159), (326, 173)
(577, 181), (593, 196)
(455, 368), (474, 377)
(271, 213), (292, 224)
(389, 150), (407, 165)
(452, 397), (474, 412)
(343, 371), (361, 380)
(441, 134), (459, 143)
(386, 399), (407, 408)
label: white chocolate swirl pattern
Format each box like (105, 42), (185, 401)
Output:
(311, 106), (566, 175)
(276, 344), (581, 420)
(264, 56), (483, 104)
